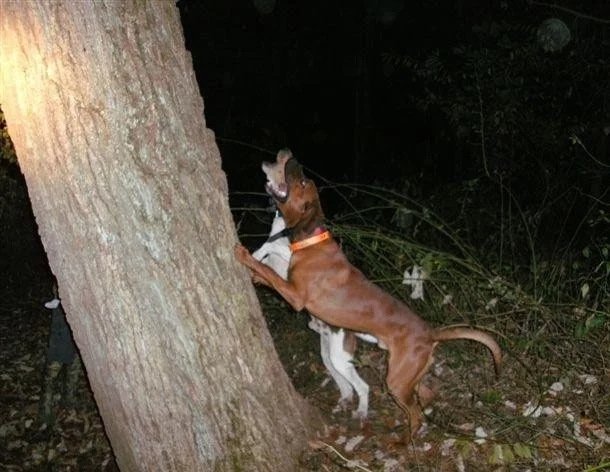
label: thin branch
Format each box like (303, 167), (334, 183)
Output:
(570, 134), (610, 168)
(316, 441), (373, 472)
(530, 1), (610, 24)
(474, 70), (490, 178)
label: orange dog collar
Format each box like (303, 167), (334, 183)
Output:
(290, 230), (331, 251)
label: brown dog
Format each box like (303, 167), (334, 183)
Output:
(235, 149), (502, 437)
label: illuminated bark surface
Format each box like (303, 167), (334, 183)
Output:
(0, 1), (317, 470)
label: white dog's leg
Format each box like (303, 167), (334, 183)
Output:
(327, 330), (370, 420)
(314, 322), (355, 411)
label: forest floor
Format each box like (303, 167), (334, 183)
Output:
(0, 281), (608, 471)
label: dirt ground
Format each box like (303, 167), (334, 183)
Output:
(1, 282), (608, 471)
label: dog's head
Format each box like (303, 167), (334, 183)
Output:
(262, 149), (323, 230)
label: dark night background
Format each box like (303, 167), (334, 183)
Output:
(1, 0), (609, 285)
(177, 0), (609, 262)
(1, 1), (609, 469)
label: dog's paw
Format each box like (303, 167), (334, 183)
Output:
(250, 273), (261, 284)
(332, 397), (353, 414)
(234, 244), (252, 264)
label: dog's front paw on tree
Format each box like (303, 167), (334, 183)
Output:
(234, 244), (253, 265)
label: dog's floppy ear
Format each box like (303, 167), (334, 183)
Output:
(301, 193), (320, 215)
(302, 200), (311, 214)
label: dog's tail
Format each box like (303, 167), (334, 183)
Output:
(432, 327), (502, 376)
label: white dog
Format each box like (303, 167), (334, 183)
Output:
(253, 214), (379, 419)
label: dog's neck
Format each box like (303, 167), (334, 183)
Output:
(290, 221), (327, 242)
(287, 204), (326, 245)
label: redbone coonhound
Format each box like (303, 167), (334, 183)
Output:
(235, 149), (502, 437)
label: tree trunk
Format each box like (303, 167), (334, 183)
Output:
(0, 1), (318, 470)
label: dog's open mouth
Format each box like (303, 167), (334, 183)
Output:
(262, 149), (294, 203)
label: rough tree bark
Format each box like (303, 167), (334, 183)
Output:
(0, 1), (318, 470)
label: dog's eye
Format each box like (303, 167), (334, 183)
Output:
(301, 180), (307, 187)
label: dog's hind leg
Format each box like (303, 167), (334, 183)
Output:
(327, 330), (370, 420)
(314, 322), (355, 411)
(386, 342), (435, 437)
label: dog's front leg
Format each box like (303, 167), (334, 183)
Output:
(235, 244), (307, 311)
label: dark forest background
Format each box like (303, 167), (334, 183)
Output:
(2, 0), (609, 304)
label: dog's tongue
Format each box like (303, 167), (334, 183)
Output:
(284, 157), (304, 182)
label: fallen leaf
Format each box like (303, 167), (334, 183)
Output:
(344, 434), (365, 452)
